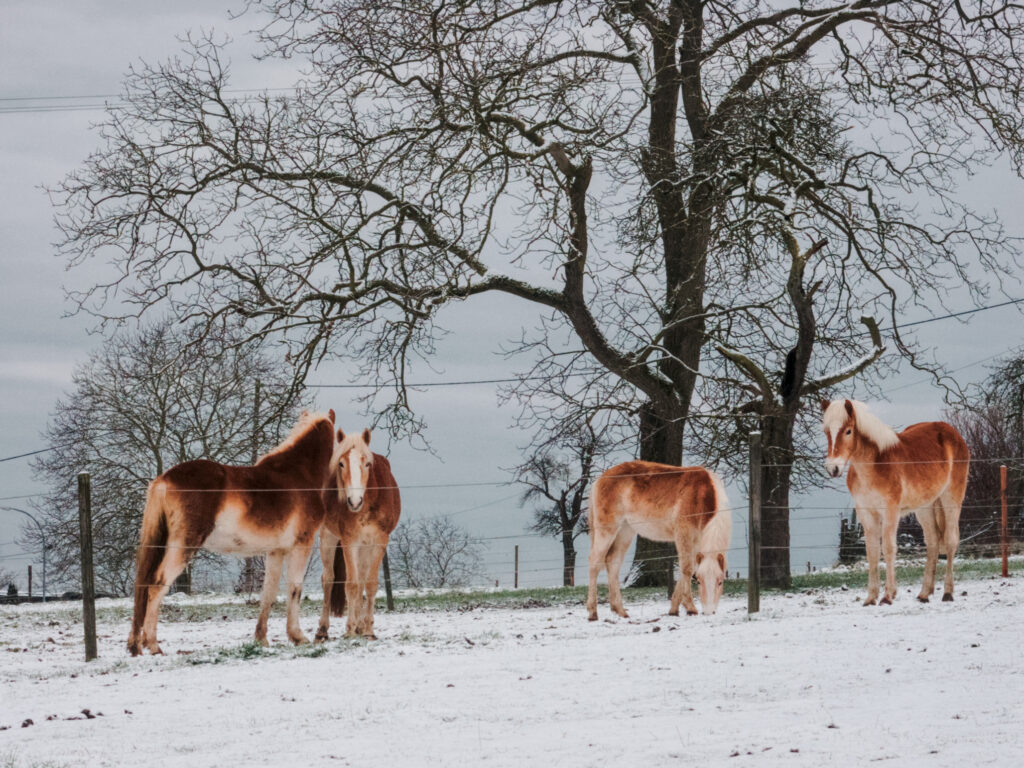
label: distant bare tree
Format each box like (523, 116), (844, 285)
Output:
(945, 354), (1024, 549)
(514, 426), (611, 586)
(0, 567), (16, 593)
(389, 517), (485, 589)
(25, 320), (308, 595)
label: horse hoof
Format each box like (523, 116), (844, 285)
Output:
(916, 595), (929, 603)
(942, 593), (954, 602)
(587, 614), (598, 622)
(880, 596), (892, 605)
(290, 635), (309, 646)
(863, 598), (876, 607)
(686, 609), (698, 616)
(255, 637), (269, 648)
(667, 609), (679, 617)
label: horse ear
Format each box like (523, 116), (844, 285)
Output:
(844, 399), (855, 419)
(362, 428), (371, 446)
(328, 409), (336, 424)
(717, 553), (726, 571)
(819, 398), (830, 413)
(695, 552), (704, 566)
(337, 429), (345, 443)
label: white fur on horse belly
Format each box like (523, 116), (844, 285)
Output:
(202, 505), (299, 556)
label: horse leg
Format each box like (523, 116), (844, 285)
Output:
(316, 529), (340, 642)
(605, 527), (634, 619)
(860, 511), (881, 606)
(358, 536), (385, 638)
(880, 506), (900, 604)
(669, 535), (698, 617)
(140, 540), (191, 655)
(284, 543), (313, 645)
(940, 494), (961, 602)
(916, 504), (940, 602)
(586, 527), (616, 621)
(343, 543), (363, 637)
(254, 551), (284, 647)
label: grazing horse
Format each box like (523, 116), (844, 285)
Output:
(316, 428), (401, 641)
(127, 410), (337, 656)
(586, 461), (731, 621)
(821, 399), (969, 605)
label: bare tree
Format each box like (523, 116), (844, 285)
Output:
(55, 2), (1024, 587)
(25, 320), (308, 595)
(0, 567), (15, 593)
(388, 516), (485, 589)
(945, 354), (1024, 548)
(514, 425), (611, 586)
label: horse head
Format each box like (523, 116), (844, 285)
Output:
(821, 398), (858, 478)
(695, 552), (726, 614)
(334, 427), (373, 511)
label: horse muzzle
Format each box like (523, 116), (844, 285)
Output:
(347, 496), (364, 511)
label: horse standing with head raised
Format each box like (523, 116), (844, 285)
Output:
(821, 399), (969, 605)
(586, 461), (731, 621)
(316, 428), (401, 641)
(128, 410), (337, 656)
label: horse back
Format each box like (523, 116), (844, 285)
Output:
(593, 461), (717, 539)
(862, 421), (970, 507)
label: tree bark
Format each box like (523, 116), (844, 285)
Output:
(630, 402), (682, 587)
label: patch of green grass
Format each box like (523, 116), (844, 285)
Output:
(184, 640), (270, 665)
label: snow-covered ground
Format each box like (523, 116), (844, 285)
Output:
(1, 573), (1021, 767)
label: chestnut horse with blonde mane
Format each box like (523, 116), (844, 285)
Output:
(586, 461), (731, 621)
(822, 399), (969, 605)
(316, 428), (401, 641)
(128, 410), (337, 656)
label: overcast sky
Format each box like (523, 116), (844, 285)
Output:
(2, 2), (1023, 593)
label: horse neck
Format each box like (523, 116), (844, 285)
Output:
(265, 424), (332, 480)
(851, 430), (895, 468)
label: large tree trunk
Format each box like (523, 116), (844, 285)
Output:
(630, 402), (683, 587)
(760, 414), (794, 589)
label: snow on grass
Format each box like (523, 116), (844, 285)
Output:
(1, 566), (1021, 767)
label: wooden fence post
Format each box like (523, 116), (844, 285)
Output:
(27, 565), (32, 601)
(382, 551), (395, 611)
(1001, 464), (1009, 578)
(78, 472), (98, 661)
(514, 545), (519, 589)
(748, 431), (762, 614)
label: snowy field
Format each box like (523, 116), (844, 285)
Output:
(1, 571), (1021, 768)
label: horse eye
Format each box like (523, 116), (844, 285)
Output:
(845, 429), (852, 436)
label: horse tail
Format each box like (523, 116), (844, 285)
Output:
(129, 480), (169, 655)
(699, 469), (732, 563)
(330, 541), (347, 617)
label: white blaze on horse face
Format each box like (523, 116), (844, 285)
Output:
(344, 448), (366, 510)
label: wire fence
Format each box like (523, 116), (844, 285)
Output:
(1, 451), (1018, 597)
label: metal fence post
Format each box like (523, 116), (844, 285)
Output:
(514, 545), (519, 589)
(1001, 464), (1009, 578)
(748, 431), (762, 614)
(78, 472), (98, 661)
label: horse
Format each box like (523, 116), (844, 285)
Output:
(821, 399), (969, 605)
(586, 461), (731, 621)
(316, 428), (401, 641)
(127, 410), (337, 656)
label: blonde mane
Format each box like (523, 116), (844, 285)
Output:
(258, 410), (332, 463)
(823, 399), (900, 452)
(331, 429), (372, 467)
(698, 470), (732, 557)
